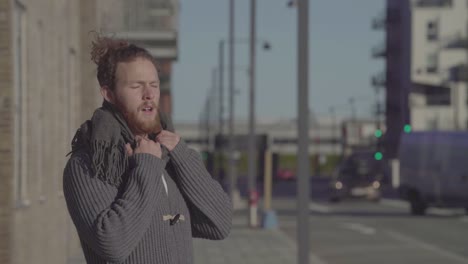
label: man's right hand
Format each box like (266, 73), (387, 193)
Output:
(125, 136), (162, 158)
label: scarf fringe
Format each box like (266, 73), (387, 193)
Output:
(92, 140), (129, 186)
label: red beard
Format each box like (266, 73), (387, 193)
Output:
(116, 102), (162, 136)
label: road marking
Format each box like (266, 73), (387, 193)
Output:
(309, 202), (331, 213)
(278, 229), (329, 264)
(381, 199), (463, 216)
(380, 199), (408, 209)
(386, 230), (468, 263)
(341, 222), (376, 235)
(429, 208), (462, 216)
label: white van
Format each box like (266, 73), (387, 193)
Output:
(398, 131), (468, 215)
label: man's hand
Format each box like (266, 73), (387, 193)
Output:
(125, 136), (162, 158)
(156, 130), (181, 151)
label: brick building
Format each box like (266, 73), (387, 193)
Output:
(0, 0), (179, 263)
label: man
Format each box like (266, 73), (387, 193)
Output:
(63, 36), (232, 264)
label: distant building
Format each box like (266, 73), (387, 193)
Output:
(175, 116), (366, 156)
(373, 0), (468, 159)
(411, 0), (468, 131)
(0, 1), (179, 263)
(372, 0), (411, 159)
(105, 0), (180, 116)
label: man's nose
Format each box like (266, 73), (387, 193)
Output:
(142, 85), (155, 100)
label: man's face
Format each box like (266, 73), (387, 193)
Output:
(109, 57), (161, 136)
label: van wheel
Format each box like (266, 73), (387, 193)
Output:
(409, 194), (427, 215)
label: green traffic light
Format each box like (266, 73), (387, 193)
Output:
(404, 124), (412, 133)
(374, 129), (383, 138)
(374, 152), (383, 160)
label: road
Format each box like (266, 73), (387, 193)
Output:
(273, 197), (468, 264)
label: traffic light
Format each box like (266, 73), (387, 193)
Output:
(374, 128), (383, 160)
(374, 151), (383, 161)
(374, 129), (383, 138)
(404, 124), (412, 133)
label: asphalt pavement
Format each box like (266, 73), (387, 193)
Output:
(274, 197), (468, 264)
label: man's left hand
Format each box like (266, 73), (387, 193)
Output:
(156, 130), (181, 151)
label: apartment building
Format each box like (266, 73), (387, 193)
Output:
(372, 0), (468, 158)
(411, 0), (468, 131)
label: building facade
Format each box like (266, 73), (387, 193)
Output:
(1, 1), (86, 263)
(372, 0), (412, 159)
(410, 0), (468, 131)
(0, 0), (179, 263)
(107, 0), (180, 116)
(373, 0), (468, 159)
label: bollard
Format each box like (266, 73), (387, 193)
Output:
(249, 190), (259, 227)
(262, 149), (278, 229)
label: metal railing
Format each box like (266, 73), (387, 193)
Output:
(415, 0), (452, 8)
(443, 33), (467, 49)
(122, 0), (178, 32)
(372, 43), (386, 58)
(372, 12), (386, 30)
(371, 72), (386, 87)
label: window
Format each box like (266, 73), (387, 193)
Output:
(426, 53), (438, 73)
(427, 20), (438, 41)
(427, 118), (439, 130)
(13, 1), (29, 207)
(426, 86), (450, 106)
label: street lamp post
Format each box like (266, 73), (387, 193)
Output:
(248, 0), (258, 228)
(329, 106), (338, 154)
(297, 0), (310, 263)
(218, 40), (226, 190)
(349, 97), (356, 122)
(228, 0), (238, 205)
(218, 40), (225, 141)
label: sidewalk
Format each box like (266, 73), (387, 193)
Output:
(193, 209), (298, 264)
(69, 208), (321, 264)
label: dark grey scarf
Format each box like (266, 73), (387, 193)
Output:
(68, 100), (174, 186)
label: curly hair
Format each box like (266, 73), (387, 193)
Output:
(90, 33), (159, 91)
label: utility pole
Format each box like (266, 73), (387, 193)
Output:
(349, 97), (356, 122)
(329, 106), (337, 154)
(297, 0), (310, 263)
(210, 68), (218, 153)
(219, 40), (225, 140)
(218, 40), (225, 187)
(228, 0), (238, 203)
(248, 0), (258, 228)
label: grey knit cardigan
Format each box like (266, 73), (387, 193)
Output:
(63, 140), (232, 264)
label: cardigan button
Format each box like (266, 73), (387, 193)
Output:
(170, 214), (181, 225)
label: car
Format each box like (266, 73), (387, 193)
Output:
(329, 151), (388, 202)
(276, 169), (295, 181)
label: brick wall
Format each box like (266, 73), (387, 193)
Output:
(79, 0), (101, 122)
(1, 1), (177, 263)
(3, 1), (92, 263)
(0, 0), (12, 263)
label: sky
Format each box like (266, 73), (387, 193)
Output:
(172, 0), (385, 123)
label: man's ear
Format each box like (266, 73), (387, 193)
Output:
(100, 86), (115, 103)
